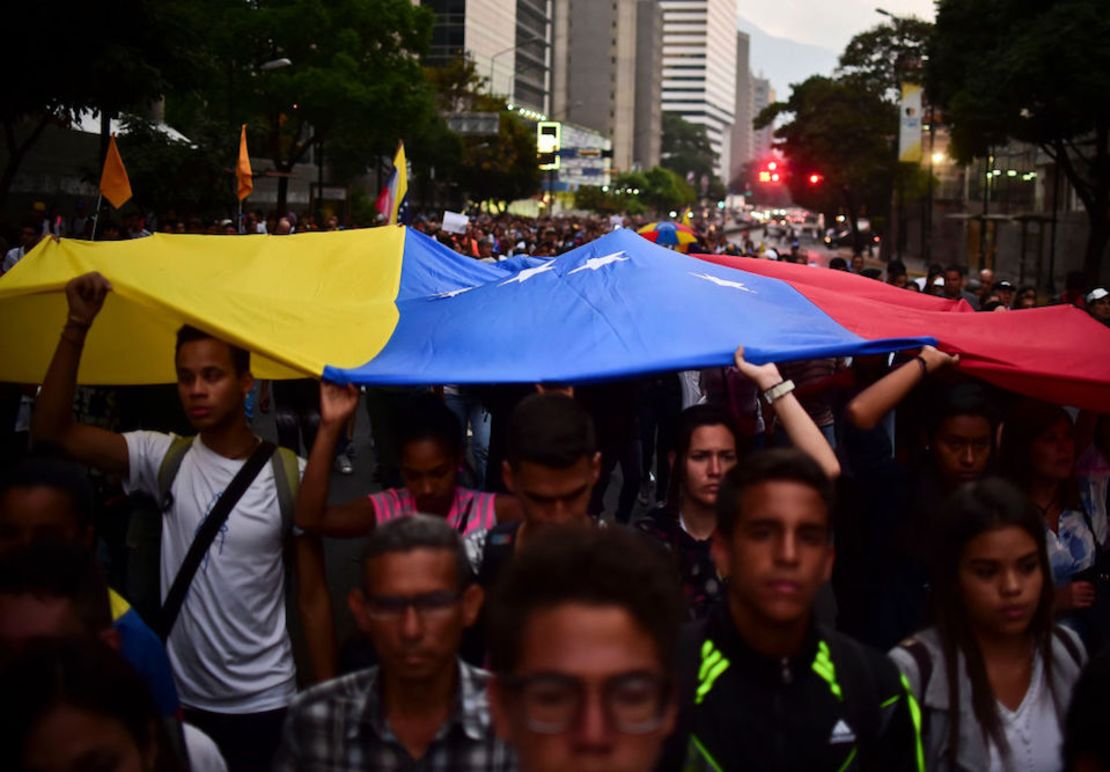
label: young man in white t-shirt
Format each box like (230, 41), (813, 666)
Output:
(31, 272), (335, 772)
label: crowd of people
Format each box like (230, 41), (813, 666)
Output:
(1, 205), (1109, 772)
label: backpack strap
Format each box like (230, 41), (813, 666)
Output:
(157, 435), (195, 511)
(897, 638), (933, 759)
(477, 522), (521, 588)
(155, 440), (276, 641)
(1052, 626), (1084, 669)
(899, 639), (934, 698)
(270, 446), (300, 536)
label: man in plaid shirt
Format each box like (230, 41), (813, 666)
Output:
(274, 515), (516, 771)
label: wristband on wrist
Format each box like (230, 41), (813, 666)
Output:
(66, 316), (91, 329)
(762, 379), (796, 405)
(913, 355), (928, 377)
(60, 329), (86, 346)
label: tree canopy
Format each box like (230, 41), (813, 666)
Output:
(927, 0), (1110, 278)
(837, 16), (933, 101)
(0, 0), (202, 209)
(757, 76), (898, 248)
(661, 113), (718, 185)
(170, 0), (438, 213)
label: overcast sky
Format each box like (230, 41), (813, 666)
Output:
(740, 0), (936, 53)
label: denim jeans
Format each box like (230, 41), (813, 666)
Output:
(444, 388), (491, 489)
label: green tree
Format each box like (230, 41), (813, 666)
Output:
(837, 17), (934, 100)
(112, 117), (232, 217)
(661, 114), (719, 187)
(463, 113), (541, 209)
(424, 57), (541, 209)
(181, 0), (438, 214)
(642, 166), (697, 213)
(928, 0), (1110, 280)
(0, 1), (201, 211)
(757, 76), (899, 251)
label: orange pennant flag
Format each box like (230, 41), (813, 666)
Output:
(99, 134), (132, 210)
(237, 124), (253, 201)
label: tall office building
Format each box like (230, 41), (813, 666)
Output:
(551, 0), (638, 171)
(420, 0), (552, 114)
(514, 0), (553, 114)
(660, 0), (739, 181)
(634, 0), (664, 170)
(751, 75), (775, 159)
(728, 30), (753, 185)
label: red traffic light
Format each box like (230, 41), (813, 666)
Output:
(770, 173), (781, 182)
(808, 173), (823, 185)
(768, 161), (778, 171)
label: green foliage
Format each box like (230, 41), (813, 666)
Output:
(661, 113), (719, 185)
(461, 113), (542, 208)
(112, 117), (233, 217)
(571, 167), (692, 216)
(757, 76), (897, 219)
(928, 0), (1110, 277)
(422, 56), (541, 207)
(837, 17), (934, 101)
(0, 0), (203, 208)
(173, 0), (438, 212)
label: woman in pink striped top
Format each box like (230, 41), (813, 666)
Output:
(297, 388), (520, 539)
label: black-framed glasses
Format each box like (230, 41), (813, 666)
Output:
(364, 590), (462, 621)
(500, 671), (672, 735)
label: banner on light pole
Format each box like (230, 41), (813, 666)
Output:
(898, 83), (923, 163)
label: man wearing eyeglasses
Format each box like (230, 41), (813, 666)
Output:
(274, 514), (516, 771)
(487, 526), (683, 772)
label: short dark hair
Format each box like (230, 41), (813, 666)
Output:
(926, 383), (999, 440)
(828, 257), (848, 271)
(0, 638), (180, 772)
(398, 393), (463, 459)
(887, 259), (906, 276)
(507, 393), (596, 469)
(860, 267), (883, 281)
(0, 541), (111, 633)
(715, 448), (834, 537)
(363, 514), (471, 589)
(174, 325), (250, 375)
(0, 455), (95, 531)
(487, 526), (682, 673)
(945, 263), (966, 276)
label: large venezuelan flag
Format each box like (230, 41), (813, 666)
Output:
(2, 228), (1108, 410)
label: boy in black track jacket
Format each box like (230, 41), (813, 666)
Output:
(660, 449), (924, 772)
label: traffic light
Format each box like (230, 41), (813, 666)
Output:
(807, 173), (823, 185)
(758, 159), (782, 184)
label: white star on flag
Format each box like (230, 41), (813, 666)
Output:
(568, 251), (629, 274)
(499, 262), (557, 286)
(431, 286), (476, 299)
(689, 272), (755, 293)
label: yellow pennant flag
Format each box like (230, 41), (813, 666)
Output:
(237, 124), (253, 201)
(389, 141), (408, 225)
(681, 208), (693, 227)
(99, 134), (132, 210)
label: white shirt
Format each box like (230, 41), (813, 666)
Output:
(183, 723), (229, 772)
(2, 246), (25, 274)
(987, 653), (1063, 772)
(124, 432), (303, 713)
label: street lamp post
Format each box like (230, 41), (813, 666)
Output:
(488, 34), (542, 99)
